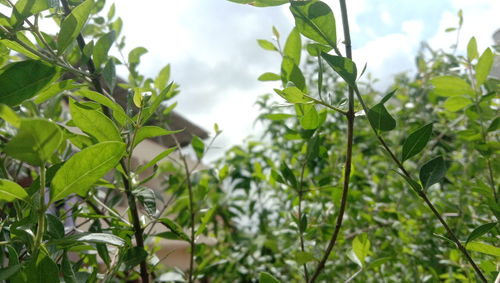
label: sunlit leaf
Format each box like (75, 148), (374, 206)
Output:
(290, 1), (336, 48)
(443, 96), (472, 112)
(0, 60), (57, 106)
(475, 48), (493, 87)
(132, 126), (181, 148)
(5, 118), (63, 166)
(259, 272), (281, 283)
(321, 52), (357, 87)
(0, 179), (29, 202)
(58, 0), (94, 53)
(430, 76), (474, 97)
(51, 141), (126, 202)
(274, 86), (311, 104)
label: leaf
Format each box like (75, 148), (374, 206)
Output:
(61, 253), (77, 283)
(475, 48), (493, 87)
(159, 218), (189, 241)
(280, 162), (297, 189)
(0, 103), (20, 127)
(128, 46), (148, 65)
(4, 118), (63, 166)
(294, 251), (316, 265)
(75, 89), (130, 126)
(132, 126), (181, 148)
(103, 58), (117, 93)
(140, 82), (173, 124)
(10, 0), (53, 27)
(367, 103), (396, 132)
(263, 113), (294, 120)
(72, 232), (125, 246)
(155, 64), (171, 90)
(467, 37), (478, 61)
(352, 233), (371, 265)
(133, 187), (156, 216)
(34, 79), (81, 104)
(26, 252), (59, 283)
(191, 135), (205, 160)
(466, 242), (500, 257)
(58, 0), (94, 53)
(281, 56), (306, 91)
(0, 60), (57, 106)
(257, 39), (278, 51)
(465, 222), (497, 244)
(402, 123), (433, 162)
(487, 117), (500, 132)
(123, 247), (148, 270)
(136, 147), (177, 174)
(0, 265), (20, 280)
(419, 156), (447, 189)
(283, 27), (301, 65)
(274, 86), (311, 104)
(443, 96), (472, 112)
(394, 170), (423, 194)
(367, 257), (393, 270)
(259, 272), (281, 283)
(51, 141), (126, 202)
(196, 206), (216, 236)
(299, 104), (319, 129)
(93, 31), (116, 68)
(258, 72), (281, 81)
(430, 76), (474, 97)
(69, 99), (122, 142)
(289, 1), (336, 48)
(0, 179), (29, 202)
(306, 43), (331, 56)
(321, 52), (357, 87)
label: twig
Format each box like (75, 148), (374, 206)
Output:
(309, 0), (354, 281)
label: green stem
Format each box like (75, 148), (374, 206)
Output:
(297, 161), (309, 282)
(309, 0), (354, 281)
(33, 164), (46, 255)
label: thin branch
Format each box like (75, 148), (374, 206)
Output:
(309, 0), (354, 281)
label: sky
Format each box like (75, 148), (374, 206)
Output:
(20, 0), (500, 160)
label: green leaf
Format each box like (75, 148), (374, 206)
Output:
(196, 206), (216, 236)
(283, 27), (301, 65)
(294, 251), (316, 265)
(258, 72), (281, 81)
(321, 52), (357, 87)
(0, 265), (20, 281)
(128, 46), (148, 65)
(69, 99), (122, 142)
(136, 147), (177, 174)
(274, 86), (312, 104)
(402, 123), (433, 162)
(467, 37), (478, 61)
(281, 56), (306, 91)
(51, 141), (126, 202)
(259, 272), (280, 283)
(352, 233), (371, 265)
(465, 222), (497, 245)
(257, 39), (278, 51)
(280, 162), (297, 189)
(61, 253), (77, 283)
(0, 179), (29, 202)
(487, 117), (500, 132)
(67, 232), (125, 246)
(5, 118), (63, 166)
(443, 96), (473, 112)
(154, 64), (171, 90)
(430, 76), (474, 97)
(475, 48), (493, 87)
(299, 104), (319, 129)
(191, 135), (205, 160)
(263, 113), (294, 120)
(306, 43), (331, 56)
(394, 170), (423, 194)
(133, 187), (156, 216)
(123, 247), (148, 270)
(103, 58), (117, 93)
(367, 257), (393, 270)
(419, 156), (447, 189)
(0, 60), (57, 106)
(0, 103), (20, 127)
(290, 1), (336, 48)
(75, 89), (130, 126)
(10, 0), (53, 27)
(466, 242), (500, 257)
(34, 79), (81, 104)
(140, 82), (173, 124)
(26, 252), (59, 283)
(367, 103), (396, 132)
(93, 31), (116, 68)
(159, 218), (189, 241)
(132, 126), (181, 149)
(57, 0), (94, 53)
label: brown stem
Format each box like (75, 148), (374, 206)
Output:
(59, 1), (149, 281)
(309, 0), (354, 281)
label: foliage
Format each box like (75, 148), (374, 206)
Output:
(0, 0), (498, 282)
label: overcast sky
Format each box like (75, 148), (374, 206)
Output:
(110, 0), (498, 160)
